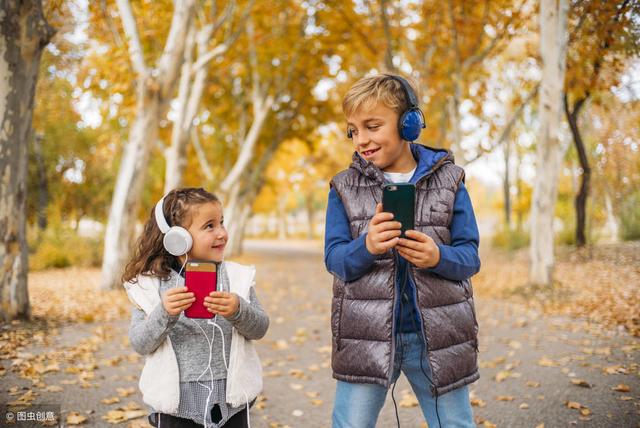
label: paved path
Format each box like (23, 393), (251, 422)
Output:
(1, 240), (638, 427)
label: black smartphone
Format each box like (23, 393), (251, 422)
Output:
(382, 183), (415, 238)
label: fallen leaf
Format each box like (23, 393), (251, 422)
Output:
(399, 393), (419, 408)
(570, 379), (591, 388)
(519, 403), (529, 409)
(45, 385), (64, 392)
(101, 397), (121, 405)
(537, 357), (557, 367)
(117, 387), (135, 397)
(66, 412), (87, 425)
(496, 396), (515, 401)
(612, 384), (630, 392)
(565, 401), (582, 409)
(495, 371), (511, 382)
(470, 398), (486, 407)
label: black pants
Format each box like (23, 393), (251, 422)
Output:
(148, 406), (248, 428)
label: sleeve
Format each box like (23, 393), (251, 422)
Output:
(128, 302), (180, 355)
(226, 287), (269, 340)
(428, 181), (481, 281)
(324, 187), (378, 282)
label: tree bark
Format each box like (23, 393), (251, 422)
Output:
(32, 133), (48, 230)
(100, 0), (194, 290)
(503, 135), (511, 228)
(529, 0), (569, 286)
(564, 94), (589, 247)
(0, 0), (54, 321)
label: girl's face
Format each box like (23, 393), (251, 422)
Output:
(346, 102), (415, 173)
(183, 201), (228, 262)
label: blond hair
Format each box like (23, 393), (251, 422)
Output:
(342, 74), (420, 118)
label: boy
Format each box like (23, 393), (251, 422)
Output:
(324, 74), (480, 428)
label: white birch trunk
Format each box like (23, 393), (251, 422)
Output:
(0, 0), (54, 321)
(100, 0), (194, 289)
(529, 0), (569, 286)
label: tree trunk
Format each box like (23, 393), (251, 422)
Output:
(503, 136), (511, 228)
(100, 0), (194, 289)
(306, 192), (315, 239)
(32, 133), (48, 230)
(529, 0), (569, 286)
(0, 0), (54, 321)
(100, 91), (160, 289)
(564, 94), (590, 247)
(277, 195), (287, 240)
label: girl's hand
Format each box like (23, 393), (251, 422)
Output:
(397, 230), (440, 269)
(162, 287), (195, 316)
(204, 291), (240, 318)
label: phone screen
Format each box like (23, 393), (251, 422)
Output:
(382, 183), (415, 238)
(184, 261), (217, 319)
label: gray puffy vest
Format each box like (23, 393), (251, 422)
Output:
(329, 149), (479, 395)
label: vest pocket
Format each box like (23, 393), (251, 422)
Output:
(429, 202), (450, 225)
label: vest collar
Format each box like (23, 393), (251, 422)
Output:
(350, 143), (454, 184)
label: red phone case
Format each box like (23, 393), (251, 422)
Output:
(184, 261), (217, 319)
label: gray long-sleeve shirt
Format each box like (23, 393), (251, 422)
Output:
(128, 262), (269, 381)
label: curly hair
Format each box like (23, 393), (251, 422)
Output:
(121, 187), (220, 284)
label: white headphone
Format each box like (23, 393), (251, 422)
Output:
(154, 195), (193, 256)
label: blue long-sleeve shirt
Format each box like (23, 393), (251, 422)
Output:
(324, 144), (481, 333)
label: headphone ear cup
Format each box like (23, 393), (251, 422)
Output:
(163, 226), (193, 256)
(399, 108), (425, 142)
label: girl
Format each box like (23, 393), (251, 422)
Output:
(122, 187), (269, 428)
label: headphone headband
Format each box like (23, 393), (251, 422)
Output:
(384, 74), (419, 109)
(154, 196), (171, 234)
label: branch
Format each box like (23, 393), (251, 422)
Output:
(461, 0), (524, 70)
(465, 83), (539, 165)
(115, 0), (147, 76)
(192, 127), (214, 182)
(101, 0), (123, 47)
(379, 0), (397, 72)
(157, 0), (195, 98)
(190, 0), (254, 75)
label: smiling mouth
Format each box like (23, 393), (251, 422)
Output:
(361, 147), (380, 157)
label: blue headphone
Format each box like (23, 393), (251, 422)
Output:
(347, 74), (426, 142)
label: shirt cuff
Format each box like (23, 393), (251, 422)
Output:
(150, 301), (180, 326)
(352, 233), (378, 265)
(428, 244), (453, 277)
(226, 296), (246, 323)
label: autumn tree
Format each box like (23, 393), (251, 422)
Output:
(530, 0), (569, 286)
(98, 0), (195, 289)
(0, 0), (54, 321)
(563, 0), (640, 246)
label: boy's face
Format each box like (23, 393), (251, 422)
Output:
(184, 201), (227, 263)
(347, 102), (413, 172)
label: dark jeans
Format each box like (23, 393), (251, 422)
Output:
(148, 406), (248, 428)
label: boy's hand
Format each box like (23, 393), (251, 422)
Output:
(162, 287), (195, 316)
(204, 291), (240, 318)
(366, 203), (402, 255)
(397, 230), (441, 269)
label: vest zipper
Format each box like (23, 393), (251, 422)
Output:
(388, 250), (399, 386)
(408, 265), (439, 396)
